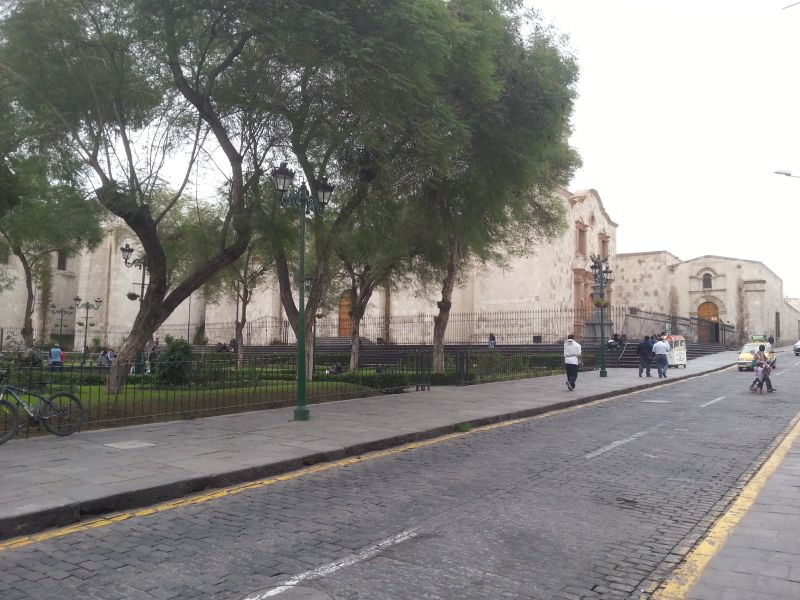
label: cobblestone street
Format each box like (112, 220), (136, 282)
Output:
(1, 363), (798, 599)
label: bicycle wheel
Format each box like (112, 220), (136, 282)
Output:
(41, 392), (84, 436)
(0, 399), (19, 444)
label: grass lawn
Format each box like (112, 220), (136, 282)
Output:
(53, 380), (381, 429)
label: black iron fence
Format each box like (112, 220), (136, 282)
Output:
(0, 350), (432, 434)
(0, 343), (613, 437)
(1, 306), (736, 353)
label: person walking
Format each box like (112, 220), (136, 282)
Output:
(652, 336), (670, 378)
(563, 334), (582, 391)
(488, 333), (496, 349)
(636, 335), (653, 377)
(754, 344), (776, 392)
(749, 360), (768, 393)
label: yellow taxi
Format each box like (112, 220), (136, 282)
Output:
(737, 342), (775, 371)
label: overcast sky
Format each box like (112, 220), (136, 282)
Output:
(526, 0), (800, 296)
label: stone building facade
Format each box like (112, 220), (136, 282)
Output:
(614, 252), (800, 344)
(2, 186), (798, 348)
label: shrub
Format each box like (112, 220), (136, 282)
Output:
(315, 371), (410, 392)
(154, 336), (193, 386)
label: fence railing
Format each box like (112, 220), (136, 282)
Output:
(0, 350), (431, 435)
(1, 306), (736, 352)
(0, 344), (611, 437)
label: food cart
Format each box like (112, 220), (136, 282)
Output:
(665, 334), (687, 368)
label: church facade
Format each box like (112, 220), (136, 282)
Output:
(614, 252), (800, 344)
(2, 187), (798, 349)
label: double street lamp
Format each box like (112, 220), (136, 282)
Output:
(589, 254), (613, 378)
(270, 162), (334, 421)
(74, 296), (102, 363)
(50, 304), (73, 335)
(120, 243), (147, 301)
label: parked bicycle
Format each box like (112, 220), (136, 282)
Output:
(0, 370), (84, 444)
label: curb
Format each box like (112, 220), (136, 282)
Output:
(0, 363), (735, 541)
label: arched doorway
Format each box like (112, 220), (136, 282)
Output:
(337, 290), (354, 337)
(697, 301), (719, 343)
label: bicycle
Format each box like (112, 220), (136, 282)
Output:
(0, 370), (84, 444)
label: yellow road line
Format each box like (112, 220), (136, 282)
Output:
(652, 411), (800, 599)
(0, 372), (727, 553)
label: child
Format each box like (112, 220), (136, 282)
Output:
(750, 360), (768, 393)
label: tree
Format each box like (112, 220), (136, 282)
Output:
(0, 157), (103, 347)
(259, 0), (468, 373)
(0, 0), (278, 389)
(412, 2), (580, 371)
(333, 187), (421, 370)
(206, 230), (274, 366)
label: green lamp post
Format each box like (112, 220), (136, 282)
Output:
(74, 296), (102, 364)
(120, 242), (147, 301)
(270, 162), (334, 421)
(50, 304), (73, 335)
(590, 254), (613, 378)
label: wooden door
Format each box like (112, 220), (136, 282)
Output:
(337, 291), (354, 337)
(697, 302), (719, 343)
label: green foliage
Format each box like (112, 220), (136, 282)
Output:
(0, 158), (21, 220)
(315, 371), (410, 392)
(455, 422), (473, 433)
(154, 335), (193, 386)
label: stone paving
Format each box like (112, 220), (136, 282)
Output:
(0, 349), (798, 599)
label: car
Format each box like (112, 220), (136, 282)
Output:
(794, 340), (800, 356)
(738, 342), (775, 371)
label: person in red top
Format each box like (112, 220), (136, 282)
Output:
(753, 345), (776, 393)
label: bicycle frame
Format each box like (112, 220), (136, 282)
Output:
(0, 384), (45, 418)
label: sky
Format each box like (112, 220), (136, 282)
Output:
(524, 0), (800, 296)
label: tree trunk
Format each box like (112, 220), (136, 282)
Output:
(432, 239), (463, 373)
(349, 305), (364, 371)
(382, 282), (391, 344)
(38, 261), (52, 342)
(235, 288), (247, 368)
(106, 312), (157, 392)
(272, 248), (319, 380)
(16, 251), (35, 349)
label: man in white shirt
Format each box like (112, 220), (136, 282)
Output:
(563, 334), (582, 391)
(652, 337), (670, 378)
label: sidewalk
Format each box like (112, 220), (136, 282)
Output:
(0, 350), (796, 599)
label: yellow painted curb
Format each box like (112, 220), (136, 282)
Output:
(652, 411), (800, 599)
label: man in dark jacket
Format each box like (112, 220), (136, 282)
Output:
(636, 335), (653, 377)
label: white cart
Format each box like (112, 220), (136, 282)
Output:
(665, 334), (687, 368)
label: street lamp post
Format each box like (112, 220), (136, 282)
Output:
(74, 296), (102, 363)
(50, 304), (73, 335)
(119, 243), (147, 301)
(270, 162), (334, 421)
(589, 254), (613, 378)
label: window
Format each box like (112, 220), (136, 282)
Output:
(576, 222), (588, 255)
(702, 273), (712, 289)
(599, 234), (610, 258)
(57, 251), (67, 271)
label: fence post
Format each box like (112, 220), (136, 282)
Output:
(454, 349), (468, 385)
